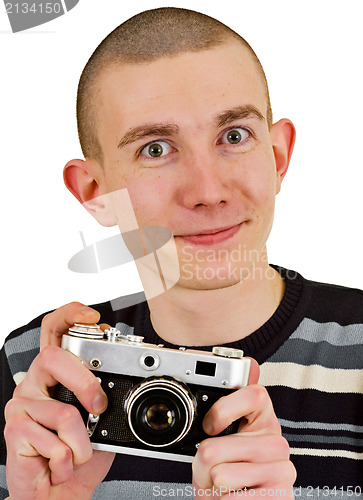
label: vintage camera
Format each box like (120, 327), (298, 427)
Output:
(54, 323), (251, 462)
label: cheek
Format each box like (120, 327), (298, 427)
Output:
(103, 160), (172, 225)
(239, 149), (277, 206)
(126, 176), (172, 226)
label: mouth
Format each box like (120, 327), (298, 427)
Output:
(175, 223), (243, 246)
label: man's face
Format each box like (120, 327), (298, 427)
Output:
(94, 42), (283, 290)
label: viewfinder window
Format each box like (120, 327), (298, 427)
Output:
(195, 361), (216, 377)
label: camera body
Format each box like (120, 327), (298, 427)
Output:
(54, 323), (251, 462)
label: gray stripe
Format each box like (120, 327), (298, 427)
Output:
(92, 482), (362, 500)
(110, 291), (146, 312)
(0, 465), (8, 499)
(4, 327), (40, 356)
(115, 322), (134, 336)
(93, 480), (192, 499)
(7, 348), (39, 379)
(294, 487), (362, 500)
(0, 487), (8, 500)
(284, 433), (363, 447)
(279, 418), (363, 433)
(4, 327), (40, 378)
(291, 318), (363, 346)
(268, 338), (363, 369)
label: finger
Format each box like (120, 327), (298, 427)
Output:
(99, 323), (111, 332)
(211, 460), (297, 491)
(5, 413), (75, 487)
(203, 385), (281, 436)
(6, 397), (93, 466)
(194, 434), (289, 468)
(246, 357), (260, 385)
(14, 346), (108, 415)
(193, 434), (290, 489)
(40, 302), (100, 350)
(72, 449), (116, 490)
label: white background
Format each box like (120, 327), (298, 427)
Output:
(1, 0), (362, 346)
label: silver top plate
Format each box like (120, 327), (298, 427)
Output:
(62, 333), (250, 389)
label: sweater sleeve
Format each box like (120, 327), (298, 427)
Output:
(0, 343), (16, 499)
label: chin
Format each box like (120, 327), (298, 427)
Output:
(176, 277), (241, 291)
(177, 263), (250, 291)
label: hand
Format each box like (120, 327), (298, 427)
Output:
(192, 359), (296, 499)
(4, 302), (115, 500)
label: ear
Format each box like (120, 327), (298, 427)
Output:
(270, 119), (296, 194)
(63, 158), (117, 227)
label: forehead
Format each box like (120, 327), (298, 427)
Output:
(95, 42), (266, 142)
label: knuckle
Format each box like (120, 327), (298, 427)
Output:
(63, 301), (84, 314)
(278, 435), (292, 458)
(210, 464), (227, 488)
(251, 384), (269, 406)
(81, 371), (101, 396)
(38, 345), (62, 368)
(77, 446), (93, 466)
(40, 312), (52, 330)
(67, 300), (83, 308)
(70, 372), (103, 410)
(10, 382), (24, 398)
(3, 423), (13, 444)
(57, 403), (81, 424)
(196, 438), (217, 467)
(4, 398), (19, 420)
(209, 396), (229, 422)
(48, 441), (74, 469)
(56, 443), (73, 463)
(4, 413), (28, 440)
(273, 460), (297, 486)
(80, 446), (94, 466)
(285, 460), (297, 484)
(267, 434), (290, 458)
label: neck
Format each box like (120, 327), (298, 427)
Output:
(147, 262), (285, 346)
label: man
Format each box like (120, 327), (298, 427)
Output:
(1, 7), (362, 500)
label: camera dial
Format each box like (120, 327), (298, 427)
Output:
(68, 323), (104, 339)
(212, 346), (244, 358)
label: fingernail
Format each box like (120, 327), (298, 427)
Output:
(203, 415), (214, 435)
(80, 306), (97, 317)
(92, 393), (108, 414)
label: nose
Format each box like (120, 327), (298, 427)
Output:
(179, 153), (231, 209)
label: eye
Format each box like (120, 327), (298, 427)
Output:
(140, 140), (173, 158)
(220, 127), (250, 145)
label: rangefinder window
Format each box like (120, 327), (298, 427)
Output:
(195, 361), (216, 377)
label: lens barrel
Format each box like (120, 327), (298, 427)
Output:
(125, 377), (196, 447)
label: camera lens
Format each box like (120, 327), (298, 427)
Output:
(145, 403), (173, 430)
(125, 377), (196, 448)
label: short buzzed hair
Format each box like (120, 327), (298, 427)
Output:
(77, 7), (272, 164)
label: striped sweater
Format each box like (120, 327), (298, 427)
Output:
(1, 266), (362, 499)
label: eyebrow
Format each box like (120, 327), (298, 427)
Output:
(117, 104), (265, 149)
(215, 104), (265, 128)
(117, 124), (179, 149)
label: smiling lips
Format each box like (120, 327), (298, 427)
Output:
(176, 223), (243, 246)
